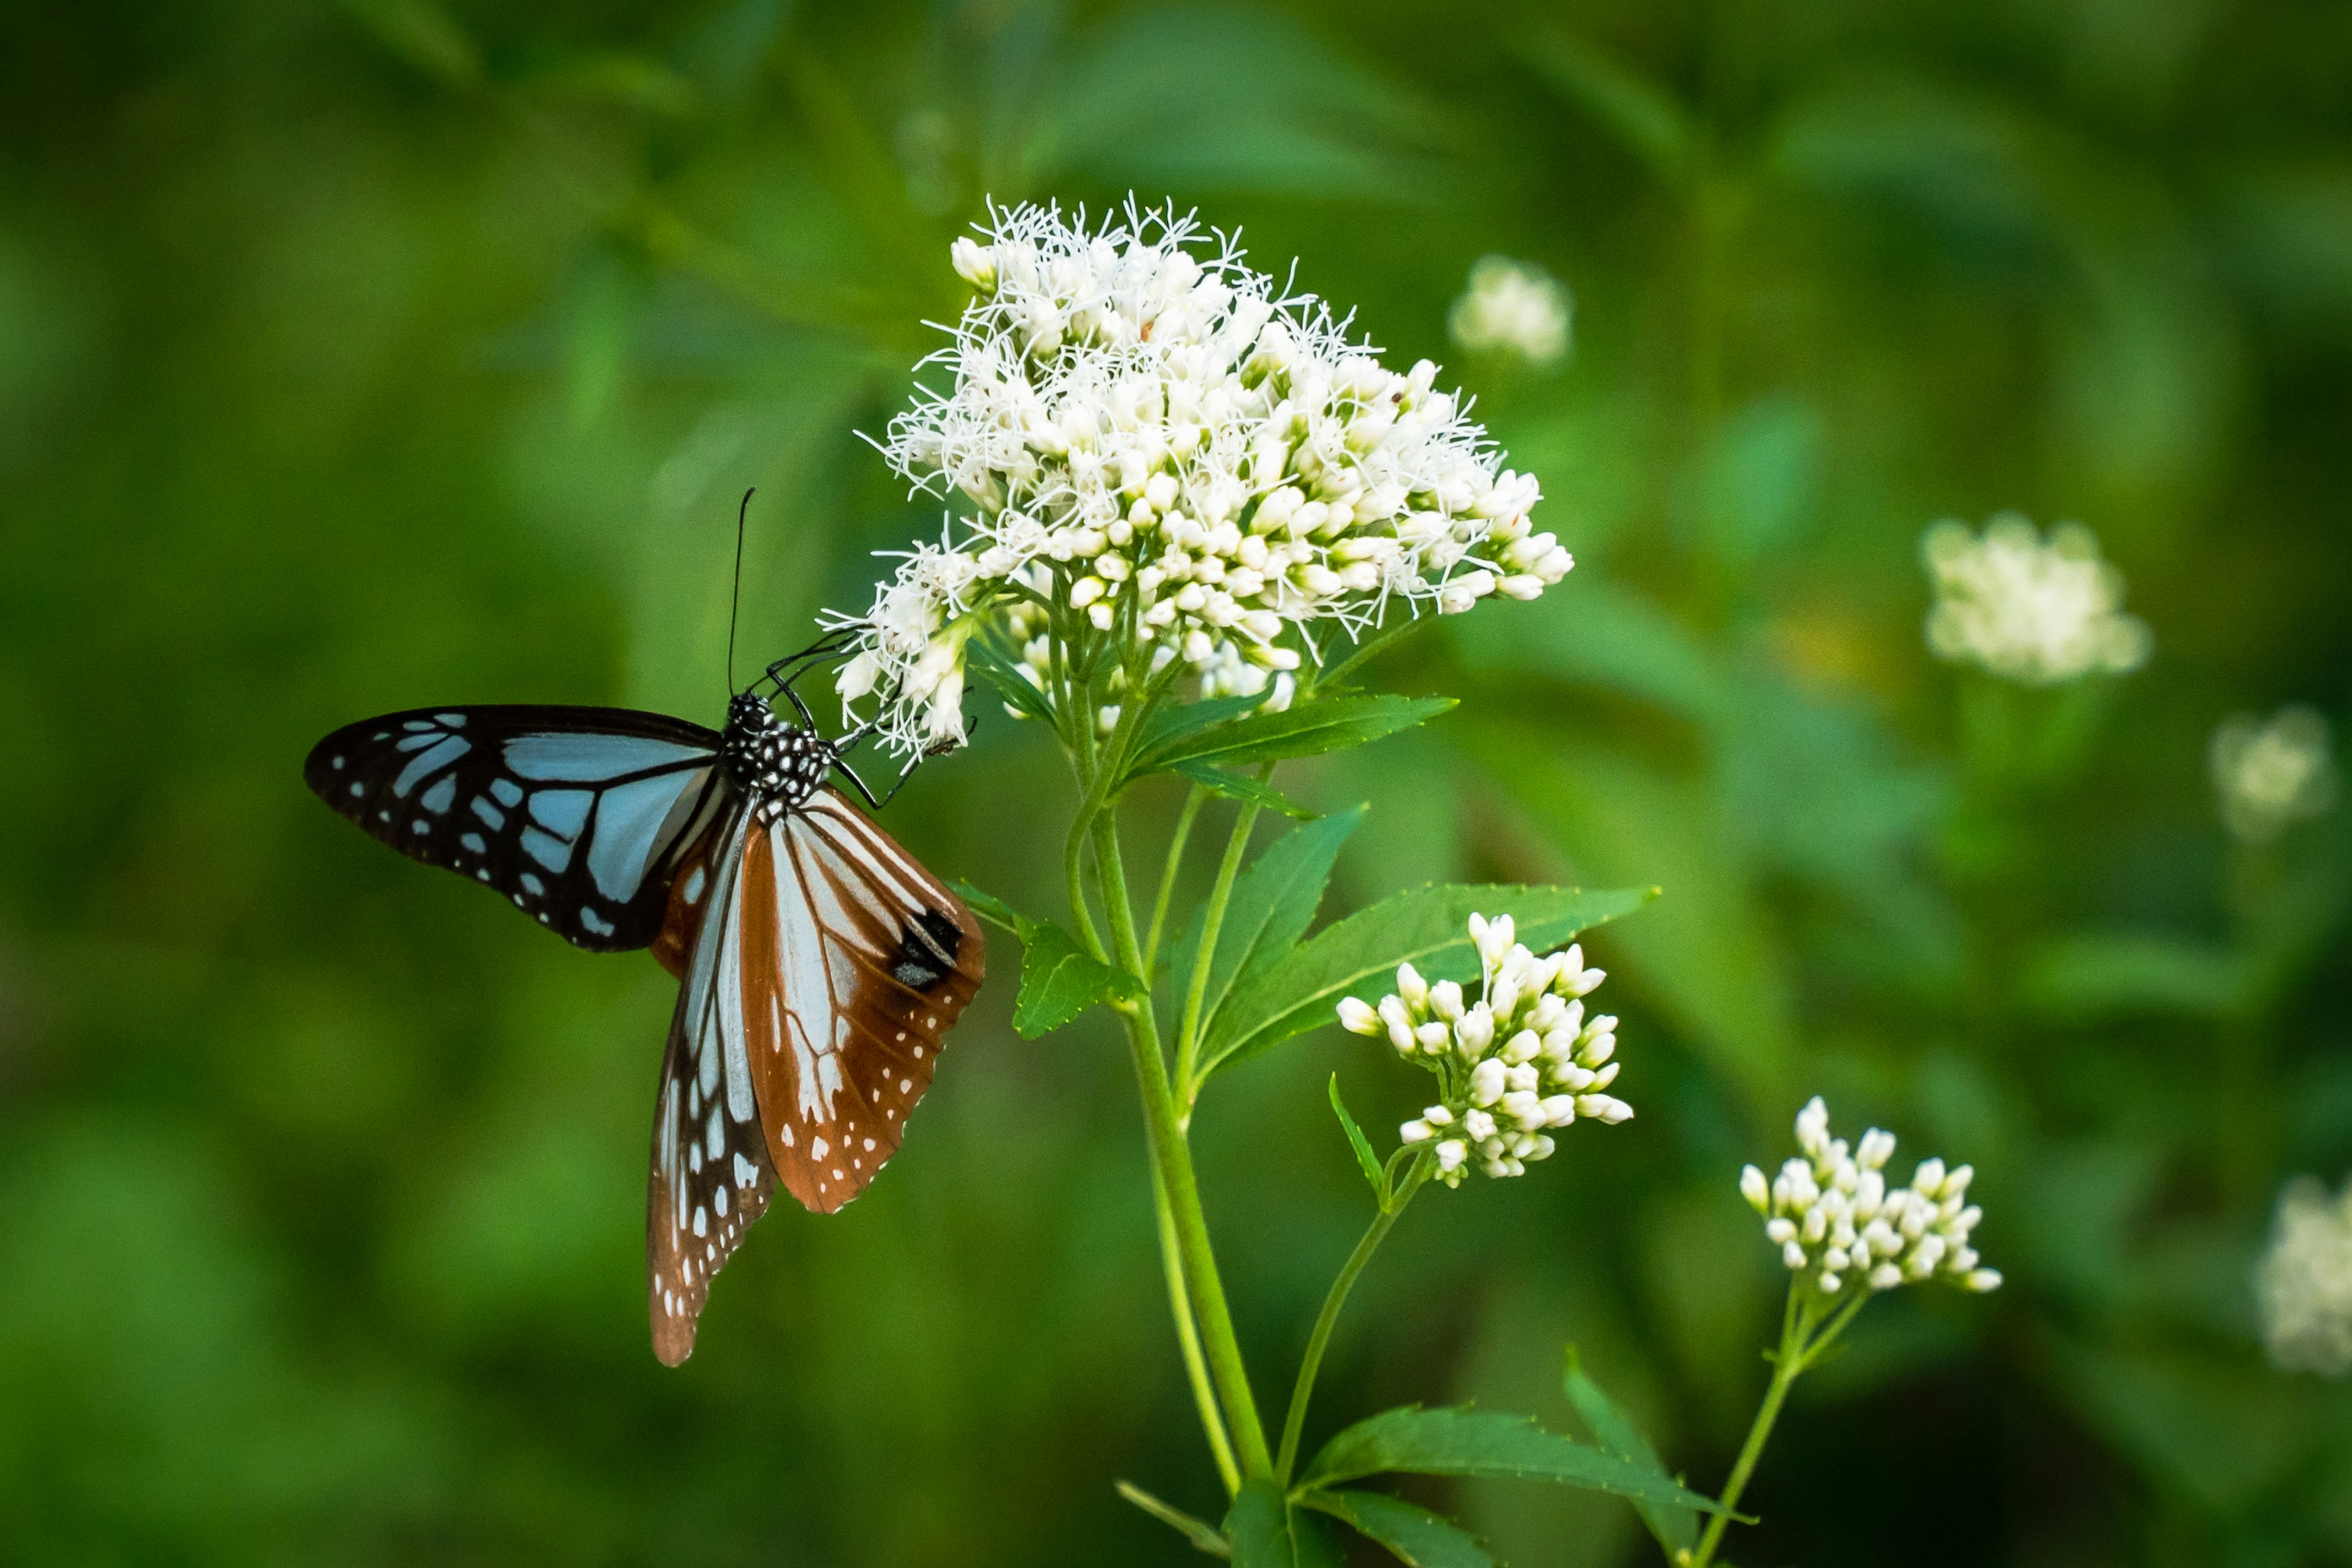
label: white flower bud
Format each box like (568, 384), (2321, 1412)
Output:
(1501, 1029), (1540, 1065)
(1463, 1109), (1497, 1140)
(1395, 962), (1428, 1008)
(1741, 1165), (1770, 1212)
(1434, 1140), (1468, 1173)
(1455, 1005), (1494, 1058)
(1428, 980), (1463, 1020)
(949, 236), (996, 290)
(1468, 1058), (1506, 1107)
(1965, 1268), (2003, 1293)
(1422, 1105), (1453, 1127)
(1414, 1021), (1451, 1053)
(1400, 1120), (1434, 1145)
(1501, 1090), (1545, 1129)
(1540, 1094), (1577, 1126)
(1869, 1262), (1904, 1291)
(1912, 1156), (1946, 1194)
(1576, 1095), (1632, 1124)
(1336, 997), (1380, 1035)
(1766, 1218), (1797, 1245)
(1782, 1240), (1809, 1270)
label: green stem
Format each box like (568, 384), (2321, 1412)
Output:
(1156, 1180), (1241, 1496)
(1175, 797), (1262, 1112)
(1093, 812), (1275, 1480)
(1144, 783), (1208, 984)
(1275, 1163), (1429, 1483)
(1690, 1282), (1864, 1568)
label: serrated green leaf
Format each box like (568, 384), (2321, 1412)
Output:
(1130, 695), (1455, 780)
(1174, 761), (1319, 820)
(1298, 1490), (1494, 1568)
(1563, 1347), (1698, 1555)
(1117, 1480), (1231, 1557)
(1328, 1076), (1387, 1204)
(1194, 807), (1366, 1042)
(1012, 919), (1137, 1038)
(1302, 1407), (1726, 1517)
(1132, 693), (1267, 769)
(1199, 884), (1656, 1081)
(965, 640), (1056, 725)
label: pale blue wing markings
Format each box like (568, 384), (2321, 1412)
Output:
(526, 788), (594, 840)
(435, 712), (467, 726)
(587, 770), (711, 902)
(402, 719), (435, 732)
(521, 828), (570, 872)
(490, 778), (524, 807)
(393, 732), (443, 753)
(420, 776), (457, 814)
(391, 736), (469, 797)
(520, 872), (546, 895)
(581, 907), (616, 937)
(470, 797), (505, 829)
(505, 734), (711, 781)
(461, 832), (488, 854)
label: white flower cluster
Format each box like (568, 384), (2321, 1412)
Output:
(2212, 706), (2337, 845)
(2258, 1174), (2352, 1376)
(831, 201), (1571, 754)
(1447, 256), (1571, 366)
(1338, 914), (1629, 1187)
(1921, 514), (2151, 685)
(1740, 1097), (2000, 1297)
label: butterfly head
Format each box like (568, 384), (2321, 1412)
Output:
(720, 692), (835, 817)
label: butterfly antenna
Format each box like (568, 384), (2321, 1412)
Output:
(726, 488), (754, 695)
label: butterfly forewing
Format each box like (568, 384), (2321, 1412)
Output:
(304, 706), (727, 951)
(739, 789), (986, 1215)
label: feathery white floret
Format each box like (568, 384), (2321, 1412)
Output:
(1920, 514), (2149, 685)
(829, 200), (1569, 754)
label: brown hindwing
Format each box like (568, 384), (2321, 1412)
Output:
(738, 790), (986, 1215)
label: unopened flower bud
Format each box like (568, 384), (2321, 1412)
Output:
(1336, 997), (1380, 1035)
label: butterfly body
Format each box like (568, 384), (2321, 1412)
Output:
(305, 687), (984, 1364)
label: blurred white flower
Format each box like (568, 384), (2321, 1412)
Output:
(1741, 1097), (1999, 1297)
(1920, 513), (2150, 685)
(827, 200), (1570, 755)
(2258, 1174), (2352, 1376)
(1447, 256), (1571, 366)
(2212, 706), (2337, 844)
(1338, 914), (1627, 1188)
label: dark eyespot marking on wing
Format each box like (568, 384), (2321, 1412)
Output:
(888, 908), (965, 991)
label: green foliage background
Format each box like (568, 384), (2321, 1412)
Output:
(4, 0), (2349, 1561)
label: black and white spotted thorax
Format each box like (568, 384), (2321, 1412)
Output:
(719, 693), (837, 824)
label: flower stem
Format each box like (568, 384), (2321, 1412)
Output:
(1156, 1180), (1241, 1496)
(1092, 810), (1275, 1480)
(1175, 797), (1261, 1112)
(1274, 1163), (1428, 1483)
(1144, 783), (1207, 984)
(1689, 1282), (1864, 1568)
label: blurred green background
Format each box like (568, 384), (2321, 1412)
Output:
(4, 0), (2350, 1562)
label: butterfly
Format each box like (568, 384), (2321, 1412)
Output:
(303, 638), (986, 1364)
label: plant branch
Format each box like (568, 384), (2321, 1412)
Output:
(1156, 1181), (1241, 1496)
(1691, 1280), (1855, 1567)
(1144, 782), (1209, 985)
(1274, 1160), (1430, 1483)
(1092, 810), (1274, 1480)
(1175, 796), (1262, 1114)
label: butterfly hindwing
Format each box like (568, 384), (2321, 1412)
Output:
(646, 807), (777, 1366)
(739, 788), (987, 1215)
(304, 706), (728, 951)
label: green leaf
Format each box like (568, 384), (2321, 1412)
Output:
(1131, 693), (1267, 770)
(1298, 1490), (1494, 1568)
(1199, 883), (1657, 1081)
(1563, 1347), (1698, 1555)
(1011, 919), (1137, 1038)
(965, 640), (1056, 725)
(947, 880), (1137, 1037)
(946, 878), (1027, 936)
(1307, 612), (1432, 696)
(1196, 807), (1368, 1042)
(1302, 1406), (1727, 1517)
(2021, 930), (2247, 1020)
(1129, 695), (1455, 782)
(1328, 1075), (1387, 1204)
(1174, 760), (1319, 820)
(1224, 1479), (1348, 1567)
(1117, 1480), (1231, 1558)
